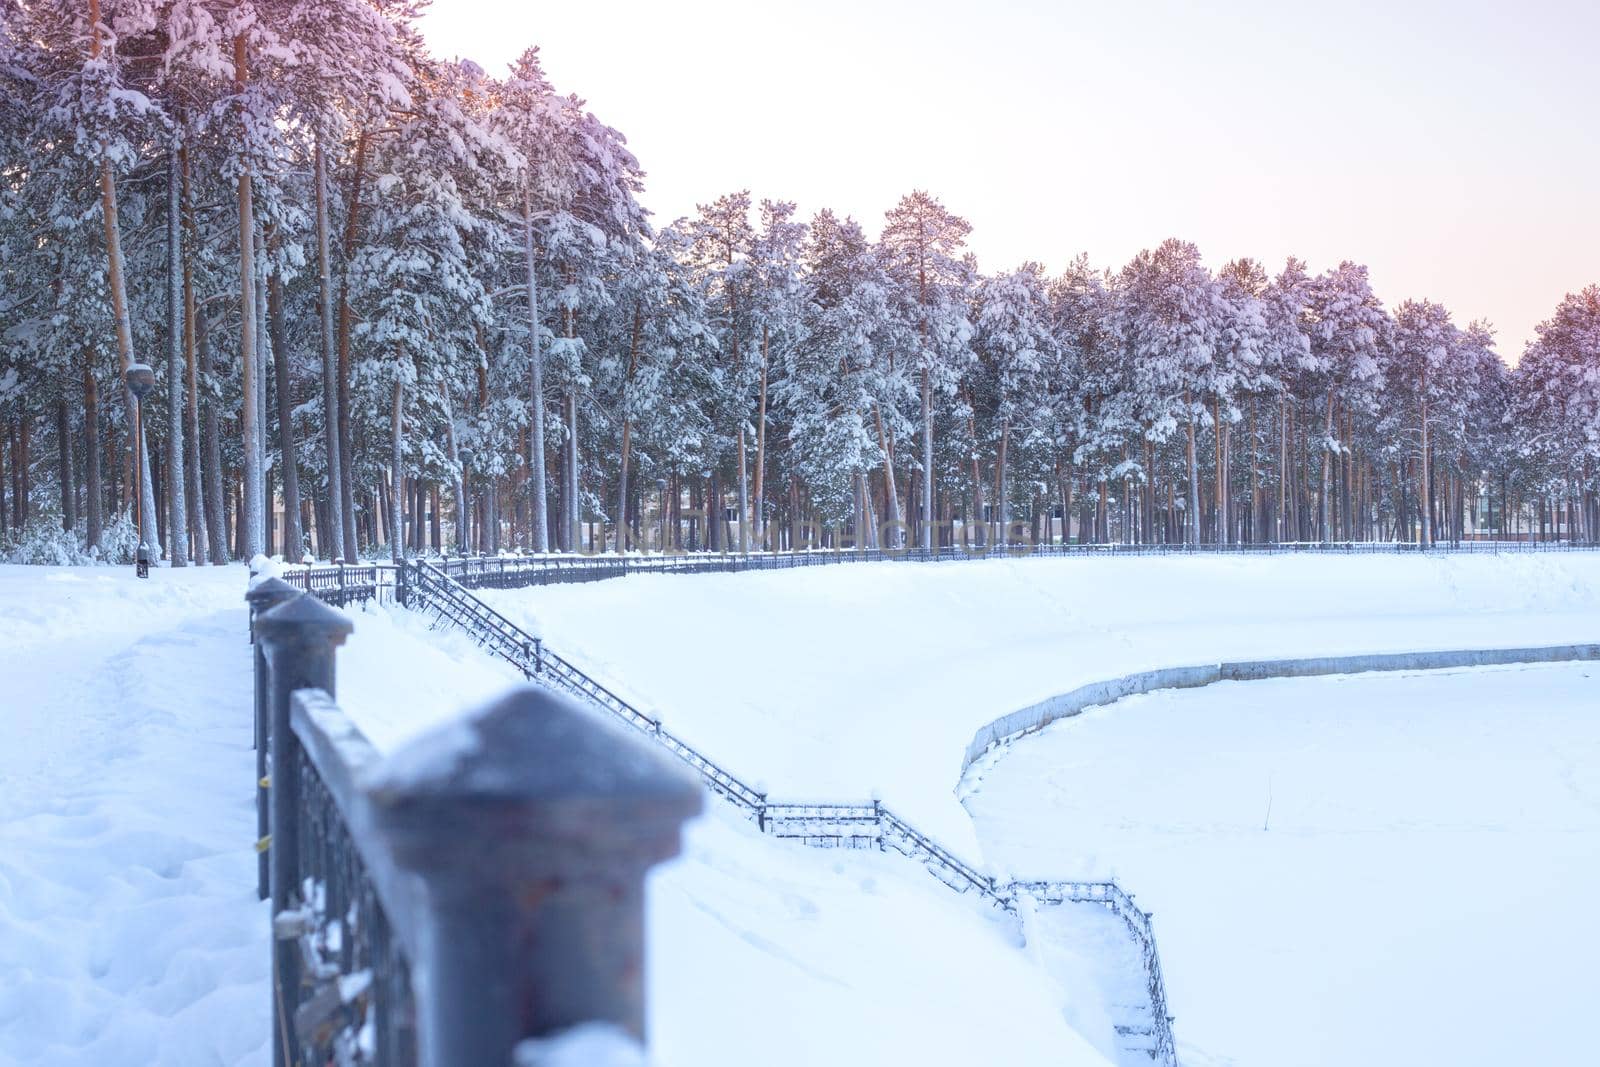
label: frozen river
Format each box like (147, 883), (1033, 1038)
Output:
(962, 662), (1600, 1067)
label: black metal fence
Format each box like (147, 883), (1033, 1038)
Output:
(398, 560), (1180, 1065)
(245, 578), (700, 1066)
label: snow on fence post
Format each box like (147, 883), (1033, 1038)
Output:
(365, 685), (703, 1064)
(244, 575), (300, 901)
(254, 593), (354, 1067)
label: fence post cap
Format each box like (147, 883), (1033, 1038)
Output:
(369, 685), (702, 865)
(254, 593), (354, 646)
(244, 574), (299, 609)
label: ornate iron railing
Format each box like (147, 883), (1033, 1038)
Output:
(247, 584), (699, 1067)
(275, 562), (397, 607)
(398, 560), (1179, 1064)
(282, 693), (418, 1066)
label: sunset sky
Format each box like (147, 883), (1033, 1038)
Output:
(419, 0), (1599, 360)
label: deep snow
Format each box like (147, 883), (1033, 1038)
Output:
(963, 663), (1600, 1067)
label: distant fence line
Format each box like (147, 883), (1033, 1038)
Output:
(245, 573), (700, 1067)
(278, 537), (1600, 610)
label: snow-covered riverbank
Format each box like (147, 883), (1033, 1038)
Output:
(484, 552), (1600, 855)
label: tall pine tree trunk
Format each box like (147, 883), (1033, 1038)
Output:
(336, 131), (370, 560)
(1319, 388), (1336, 543)
(1278, 395), (1289, 542)
(873, 405), (900, 546)
(82, 361), (102, 550)
(390, 379), (403, 563)
(312, 130), (344, 561)
(87, 0), (155, 555)
(439, 382), (466, 554)
(523, 189), (548, 552)
(198, 312), (228, 563)
(181, 148), (206, 563)
(234, 35), (263, 559)
(737, 425), (750, 554)
(164, 139), (187, 564)
(992, 422), (1004, 547)
(1418, 374), (1432, 548)
(921, 369), (934, 551)
(1184, 389), (1200, 546)
(614, 305), (641, 554)
(56, 400), (76, 532)
(753, 324), (769, 549)
(969, 422), (984, 550)
(268, 265), (303, 559)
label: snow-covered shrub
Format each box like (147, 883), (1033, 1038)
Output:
(0, 511), (148, 565)
(2, 512), (90, 565)
(94, 516), (141, 565)
(0, 509), (143, 565)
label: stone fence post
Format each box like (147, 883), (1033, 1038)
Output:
(366, 685), (702, 1067)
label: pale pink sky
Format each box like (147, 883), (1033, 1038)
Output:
(420, 0), (1600, 359)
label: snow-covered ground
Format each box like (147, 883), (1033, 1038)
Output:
(0, 565), (265, 1066)
(333, 600), (1122, 1064)
(5, 554), (1597, 1067)
(0, 565), (1115, 1067)
(483, 553), (1600, 855)
(963, 663), (1600, 1067)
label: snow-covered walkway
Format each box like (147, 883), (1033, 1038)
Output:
(0, 567), (266, 1067)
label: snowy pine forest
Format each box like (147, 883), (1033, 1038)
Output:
(3, 0), (1600, 568)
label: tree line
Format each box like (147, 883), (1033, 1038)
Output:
(3, 0), (1598, 566)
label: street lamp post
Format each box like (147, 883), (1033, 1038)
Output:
(125, 363), (156, 578)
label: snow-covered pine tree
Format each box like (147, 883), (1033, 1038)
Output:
(880, 191), (973, 549)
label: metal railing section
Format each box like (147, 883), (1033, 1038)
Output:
(1016, 880), (1178, 1063)
(397, 560), (1178, 1064)
(284, 710), (418, 1064)
(249, 588), (699, 1067)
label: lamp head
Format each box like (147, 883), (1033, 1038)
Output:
(125, 363), (156, 399)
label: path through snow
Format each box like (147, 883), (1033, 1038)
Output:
(0, 566), (266, 1067)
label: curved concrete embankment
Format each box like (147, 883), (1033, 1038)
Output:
(960, 642), (1600, 774)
